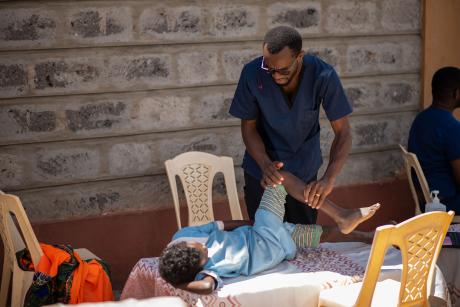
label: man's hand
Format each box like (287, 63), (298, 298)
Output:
(303, 177), (334, 209)
(260, 161), (284, 188)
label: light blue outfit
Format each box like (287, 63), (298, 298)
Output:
(170, 185), (322, 288)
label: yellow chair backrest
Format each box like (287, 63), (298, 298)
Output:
(356, 210), (454, 307)
(0, 191), (43, 307)
(164, 151), (243, 228)
(399, 145), (432, 216)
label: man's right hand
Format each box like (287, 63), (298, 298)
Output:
(260, 161), (284, 188)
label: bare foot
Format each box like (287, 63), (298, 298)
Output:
(336, 203), (381, 234)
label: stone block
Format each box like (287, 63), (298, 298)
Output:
(65, 100), (128, 133)
(31, 147), (101, 183)
(0, 106), (57, 140)
(108, 142), (154, 175)
(32, 57), (104, 94)
(381, 0), (421, 31)
(332, 150), (403, 185)
(0, 9), (57, 48)
(0, 153), (23, 189)
(346, 38), (421, 75)
(324, 1), (377, 33)
(351, 112), (415, 149)
(16, 176), (172, 221)
(108, 54), (172, 87)
(222, 49), (260, 82)
(68, 7), (133, 42)
(139, 6), (202, 41)
(209, 5), (259, 37)
(0, 62), (28, 98)
(267, 2), (321, 34)
(137, 95), (192, 131)
(343, 75), (419, 112)
(191, 88), (237, 125)
(305, 46), (340, 68)
(177, 51), (218, 85)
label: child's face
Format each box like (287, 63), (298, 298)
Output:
(186, 241), (208, 267)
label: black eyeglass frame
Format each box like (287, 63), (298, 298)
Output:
(260, 54), (300, 75)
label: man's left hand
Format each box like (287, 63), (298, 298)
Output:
(304, 177), (334, 209)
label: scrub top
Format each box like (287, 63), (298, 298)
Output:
(229, 55), (352, 182)
(408, 106), (460, 200)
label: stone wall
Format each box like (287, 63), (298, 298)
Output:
(0, 0), (421, 221)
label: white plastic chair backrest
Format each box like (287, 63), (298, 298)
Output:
(0, 191), (43, 306)
(0, 191), (42, 265)
(356, 210), (454, 307)
(165, 151), (243, 228)
(399, 145), (432, 216)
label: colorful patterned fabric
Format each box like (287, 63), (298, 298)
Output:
(16, 244), (113, 306)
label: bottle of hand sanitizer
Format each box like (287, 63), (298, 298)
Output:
(425, 190), (447, 212)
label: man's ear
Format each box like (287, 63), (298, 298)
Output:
(298, 50), (305, 58)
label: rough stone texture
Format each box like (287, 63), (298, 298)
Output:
(68, 7), (133, 43)
(343, 76), (419, 112)
(137, 95), (192, 131)
(177, 51), (218, 85)
(325, 1), (377, 34)
(381, 0), (421, 31)
(0, 9), (57, 46)
(0, 1), (422, 221)
(32, 148), (101, 182)
(346, 38), (421, 75)
(66, 101), (127, 132)
(0, 63), (28, 97)
(209, 5), (259, 37)
(0, 153), (23, 188)
(267, 2), (321, 33)
(222, 49), (260, 82)
(33, 58), (104, 94)
(139, 6), (202, 41)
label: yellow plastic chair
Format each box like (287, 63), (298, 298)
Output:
(165, 151), (243, 228)
(0, 191), (99, 307)
(319, 210), (454, 307)
(399, 144), (460, 222)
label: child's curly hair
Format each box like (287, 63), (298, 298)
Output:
(158, 241), (203, 285)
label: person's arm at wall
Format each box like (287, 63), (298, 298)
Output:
(451, 159), (460, 187)
(241, 119), (284, 188)
(304, 116), (352, 209)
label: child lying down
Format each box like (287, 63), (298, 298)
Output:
(159, 171), (379, 294)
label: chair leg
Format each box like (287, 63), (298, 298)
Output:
(11, 267), (26, 307)
(0, 257), (12, 307)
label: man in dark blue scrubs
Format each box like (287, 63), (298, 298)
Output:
(408, 67), (460, 213)
(229, 26), (353, 224)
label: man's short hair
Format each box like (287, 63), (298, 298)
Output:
(158, 242), (202, 285)
(263, 26), (302, 55)
(432, 66), (460, 102)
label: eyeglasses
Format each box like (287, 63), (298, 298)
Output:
(261, 55), (298, 75)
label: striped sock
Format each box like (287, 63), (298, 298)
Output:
(259, 185), (287, 220)
(291, 224), (323, 248)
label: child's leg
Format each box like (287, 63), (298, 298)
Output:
(321, 226), (374, 244)
(280, 171), (380, 234)
(253, 185), (288, 229)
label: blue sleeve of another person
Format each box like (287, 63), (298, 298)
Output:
(446, 121), (460, 161)
(229, 65), (259, 120)
(320, 68), (352, 121)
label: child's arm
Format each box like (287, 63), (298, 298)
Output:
(221, 220), (253, 230)
(176, 275), (216, 295)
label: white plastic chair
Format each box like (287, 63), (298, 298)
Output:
(399, 144), (460, 222)
(165, 151), (243, 228)
(319, 210), (454, 307)
(0, 191), (99, 307)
